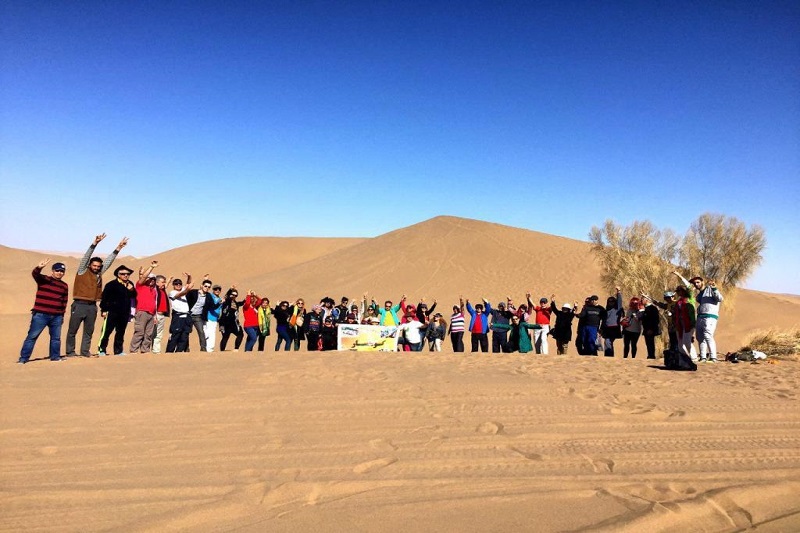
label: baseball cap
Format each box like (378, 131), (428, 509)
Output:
(52, 262), (66, 272)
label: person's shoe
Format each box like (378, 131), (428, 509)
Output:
(708, 358), (717, 363)
(699, 358), (708, 363)
(17, 359), (27, 365)
(97, 350), (107, 357)
(50, 357), (65, 362)
(115, 352), (127, 356)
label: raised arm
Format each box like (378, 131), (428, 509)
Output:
(139, 260), (157, 283)
(102, 236), (128, 274)
(673, 271), (691, 289)
(77, 233), (106, 274)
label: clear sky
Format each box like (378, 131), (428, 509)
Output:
(2, 1), (798, 294)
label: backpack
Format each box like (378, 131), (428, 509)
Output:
(664, 349), (697, 371)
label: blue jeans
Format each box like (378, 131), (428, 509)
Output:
(275, 324), (292, 351)
(244, 326), (259, 352)
(20, 312), (64, 362)
(581, 325), (599, 355)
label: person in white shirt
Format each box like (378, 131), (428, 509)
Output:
(166, 276), (192, 352)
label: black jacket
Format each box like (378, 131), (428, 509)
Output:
(100, 279), (134, 315)
(186, 290), (221, 320)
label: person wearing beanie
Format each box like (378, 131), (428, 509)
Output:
(19, 259), (69, 363)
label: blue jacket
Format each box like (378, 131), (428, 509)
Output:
(466, 301), (492, 334)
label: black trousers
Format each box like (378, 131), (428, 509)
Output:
(167, 313), (191, 352)
(623, 330), (640, 358)
(471, 333), (488, 352)
(220, 327), (243, 351)
(644, 334), (657, 359)
(492, 331), (509, 353)
(98, 311), (129, 355)
(450, 331), (464, 352)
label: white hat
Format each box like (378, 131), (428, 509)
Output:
(562, 302), (571, 309)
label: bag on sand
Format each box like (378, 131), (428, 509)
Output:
(664, 349), (697, 371)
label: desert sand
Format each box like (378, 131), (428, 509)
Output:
(2, 216), (799, 531)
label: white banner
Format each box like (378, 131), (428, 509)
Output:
(337, 324), (399, 351)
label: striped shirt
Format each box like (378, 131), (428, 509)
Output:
(450, 312), (465, 333)
(30, 267), (69, 315)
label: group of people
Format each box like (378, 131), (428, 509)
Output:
(18, 235), (723, 364)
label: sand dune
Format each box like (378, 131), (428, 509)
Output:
(2, 216), (800, 531)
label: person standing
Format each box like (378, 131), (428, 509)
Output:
(466, 298), (492, 353)
(426, 313), (447, 352)
(532, 296), (553, 354)
(166, 276), (193, 353)
(151, 274), (171, 354)
(577, 295), (606, 356)
(601, 288), (623, 357)
(676, 273), (724, 363)
(673, 285), (696, 359)
(272, 300), (293, 351)
(186, 277), (217, 352)
(622, 297), (643, 359)
(242, 291), (261, 352)
(98, 265), (136, 356)
(19, 259), (69, 364)
(256, 297), (272, 352)
(205, 285), (223, 352)
(289, 298), (307, 350)
(218, 288), (244, 351)
(129, 261), (158, 354)
(653, 291), (679, 352)
(396, 313), (425, 351)
(65, 234), (127, 357)
(377, 296), (404, 326)
(640, 294), (662, 360)
(449, 297), (466, 352)
(549, 297), (578, 355)
(489, 299), (514, 353)
(304, 304), (324, 351)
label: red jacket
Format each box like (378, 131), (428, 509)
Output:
(242, 296), (262, 328)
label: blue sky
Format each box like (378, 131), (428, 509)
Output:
(1, 1), (798, 293)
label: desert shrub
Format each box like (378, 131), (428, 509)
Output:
(740, 328), (800, 359)
(589, 220), (680, 301)
(591, 213), (765, 298)
(680, 213), (766, 289)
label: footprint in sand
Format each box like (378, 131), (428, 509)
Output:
(476, 421), (505, 435)
(369, 438), (398, 451)
(583, 455), (615, 473)
(500, 445), (544, 461)
(353, 457), (397, 474)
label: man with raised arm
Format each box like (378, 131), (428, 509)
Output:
(674, 271), (724, 363)
(129, 261), (159, 354)
(19, 259), (69, 364)
(65, 234), (128, 357)
(166, 273), (194, 352)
